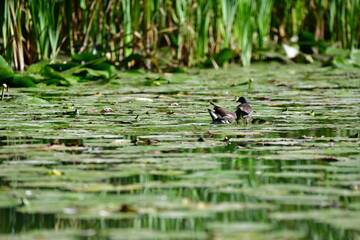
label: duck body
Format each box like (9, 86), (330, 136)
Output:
(208, 102), (237, 124)
(236, 97), (253, 123)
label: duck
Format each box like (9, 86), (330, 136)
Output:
(208, 102), (237, 124)
(235, 97), (253, 123)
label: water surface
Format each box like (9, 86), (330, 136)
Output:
(0, 63), (359, 240)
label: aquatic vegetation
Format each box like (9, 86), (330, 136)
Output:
(0, 55), (115, 87)
(0, 63), (359, 239)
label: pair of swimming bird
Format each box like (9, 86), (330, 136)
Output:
(208, 97), (253, 124)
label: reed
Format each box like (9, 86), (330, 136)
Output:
(222, 0), (238, 47)
(255, 0), (273, 49)
(0, 0), (358, 71)
(235, 0), (253, 67)
(194, 0), (211, 62)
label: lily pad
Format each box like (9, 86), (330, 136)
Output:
(8, 95), (49, 104)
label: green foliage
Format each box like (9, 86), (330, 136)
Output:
(28, 0), (62, 59)
(255, 0), (273, 49)
(0, 0), (359, 71)
(221, 0), (238, 47)
(350, 50), (360, 67)
(0, 55), (14, 80)
(71, 53), (101, 63)
(0, 56), (36, 87)
(11, 76), (37, 87)
(204, 48), (234, 67)
(0, 54), (114, 87)
(236, 0), (254, 67)
(322, 49), (360, 68)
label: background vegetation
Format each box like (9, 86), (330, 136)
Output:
(0, 0), (359, 71)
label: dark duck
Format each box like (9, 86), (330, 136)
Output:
(235, 97), (253, 123)
(208, 102), (237, 124)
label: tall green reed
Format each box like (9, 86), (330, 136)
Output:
(122, 0), (133, 58)
(328, 0), (360, 49)
(235, 0), (253, 67)
(255, 0), (273, 49)
(1, 0), (12, 64)
(8, 0), (24, 70)
(221, 0), (238, 47)
(194, 0), (211, 62)
(0, 0), (359, 71)
(175, 0), (191, 63)
(29, 0), (48, 59)
(348, 0), (360, 50)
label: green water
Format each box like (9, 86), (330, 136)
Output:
(0, 63), (359, 240)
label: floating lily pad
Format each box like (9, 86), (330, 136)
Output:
(106, 228), (207, 240)
(8, 95), (49, 104)
(0, 229), (84, 240)
(271, 209), (360, 231)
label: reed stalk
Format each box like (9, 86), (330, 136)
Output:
(194, 0), (211, 62)
(9, 0), (24, 70)
(1, 0), (11, 63)
(0, 0), (359, 70)
(255, 0), (273, 49)
(221, 0), (238, 47)
(236, 0), (253, 66)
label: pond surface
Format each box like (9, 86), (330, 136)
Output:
(0, 63), (359, 240)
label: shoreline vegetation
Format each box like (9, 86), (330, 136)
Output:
(0, 0), (359, 87)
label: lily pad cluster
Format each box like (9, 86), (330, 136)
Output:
(0, 53), (114, 87)
(0, 63), (359, 239)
